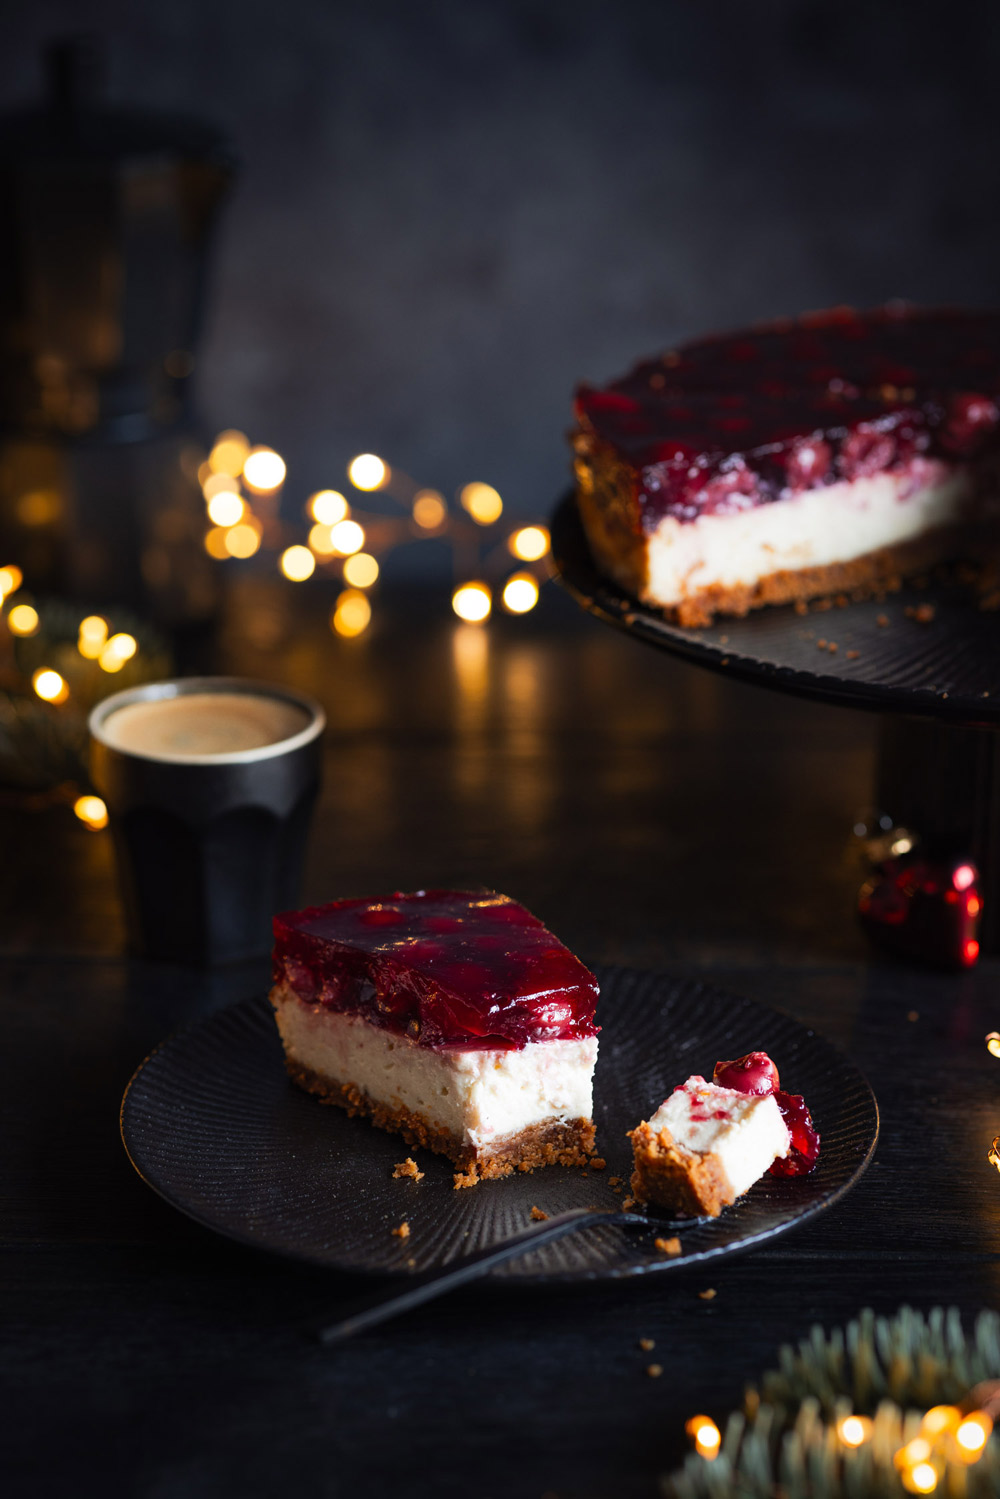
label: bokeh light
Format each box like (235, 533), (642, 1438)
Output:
(207, 492), (245, 528)
(78, 616), (108, 658)
(331, 588), (372, 637)
(348, 454), (388, 491)
(209, 430), (250, 477)
(243, 447), (286, 492)
(452, 582), (491, 624)
(502, 573), (540, 614)
(309, 490), (349, 525)
(308, 524), (337, 556)
(202, 471), (241, 501)
(0, 565), (23, 597)
(32, 667), (68, 703)
(99, 633), (137, 672)
(329, 519), (365, 556)
(224, 523), (262, 559)
(460, 482), (503, 525)
(902, 1462), (938, 1494)
(343, 552), (379, 588)
(280, 545), (316, 582)
(509, 525), (549, 561)
(7, 603), (40, 636)
(412, 491), (446, 529)
(73, 794), (108, 830)
(204, 527), (231, 560)
(684, 1417), (720, 1460)
(956, 1414), (991, 1454)
(837, 1415), (873, 1447)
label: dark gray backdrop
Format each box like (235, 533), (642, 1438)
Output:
(4, 1), (1000, 535)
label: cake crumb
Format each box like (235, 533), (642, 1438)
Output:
(877, 614), (889, 626)
(392, 1157), (424, 1181)
(608, 1176), (622, 1187)
(589, 1157), (607, 1171)
(827, 641), (838, 652)
(794, 599), (809, 616)
(622, 1197), (637, 1212)
(846, 650), (860, 660)
(530, 1206), (549, 1221)
(698, 1288), (716, 1300)
(905, 602), (936, 623)
(655, 1236), (682, 1257)
(817, 639), (827, 649)
(453, 1168), (478, 1190)
(646, 1363), (663, 1379)
(907, 1010), (919, 1022)
(391, 1221), (410, 1240)
(639, 1337), (655, 1351)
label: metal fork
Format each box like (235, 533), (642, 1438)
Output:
(318, 1207), (696, 1343)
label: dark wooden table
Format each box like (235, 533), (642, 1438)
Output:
(4, 582), (1000, 1498)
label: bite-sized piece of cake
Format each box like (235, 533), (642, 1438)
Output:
(572, 305), (1000, 624)
(271, 890), (599, 1186)
(629, 1076), (791, 1217)
(713, 1053), (821, 1176)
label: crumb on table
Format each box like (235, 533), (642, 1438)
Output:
(621, 1197), (637, 1212)
(608, 1176), (622, 1187)
(698, 1287), (716, 1301)
(877, 614), (889, 627)
(905, 602), (936, 623)
(452, 1167), (478, 1190)
(638, 1337), (655, 1352)
(392, 1157), (424, 1181)
(654, 1236), (682, 1257)
(646, 1364), (663, 1379)
(846, 650), (860, 660)
(530, 1206), (549, 1221)
(391, 1221), (410, 1240)
(908, 1010), (919, 1022)
(589, 1157), (607, 1171)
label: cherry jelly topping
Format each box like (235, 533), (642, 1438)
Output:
(272, 890), (599, 1051)
(573, 305), (1000, 526)
(713, 1051), (780, 1096)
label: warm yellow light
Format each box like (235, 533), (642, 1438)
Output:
(903, 1462), (938, 1494)
(204, 526), (231, 560)
(209, 430), (250, 477)
(207, 491), (245, 527)
(837, 1416), (872, 1448)
(329, 519), (365, 556)
(280, 545), (316, 582)
(197, 460), (213, 487)
(509, 525), (549, 561)
(956, 1414), (991, 1453)
(78, 615), (108, 657)
(202, 471), (241, 501)
(989, 1136), (1000, 1173)
(921, 1407), (960, 1437)
(502, 573), (539, 614)
(32, 667), (68, 703)
(7, 603), (40, 636)
(684, 1417), (720, 1460)
(73, 794), (108, 831)
(412, 490), (447, 529)
(331, 588), (372, 638)
(460, 482), (503, 525)
(348, 453), (388, 491)
(106, 633), (137, 661)
(452, 582), (492, 624)
(987, 1033), (1000, 1058)
(343, 552), (379, 588)
(309, 490), (349, 525)
(896, 1439), (932, 1469)
(243, 447), (286, 492)
(224, 523), (262, 559)
(308, 524), (337, 556)
(0, 565), (23, 597)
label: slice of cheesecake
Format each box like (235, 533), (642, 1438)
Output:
(271, 890), (599, 1186)
(573, 305), (1000, 625)
(629, 1075), (791, 1217)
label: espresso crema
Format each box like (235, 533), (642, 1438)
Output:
(101, 692), (311, 759)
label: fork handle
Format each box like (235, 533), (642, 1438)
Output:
(317, 1208), (620, 1344)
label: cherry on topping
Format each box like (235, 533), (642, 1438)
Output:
(769, 1090), (820, 1176)
(713, 1051), (780, 1096)
(785, 438), (832, 489)
(838, 426), (896, 479)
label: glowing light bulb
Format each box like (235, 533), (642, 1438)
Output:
(921, 1407), (960, 1437)
(243, 447), (286, 492)
(348, 454), (387, 491)
(896, 1439), (932, 1469)
(224, 523), (262, 559)
(684, 1417), (720, 1460)
(308, 524), (337, 555)
(7, 603), (39, 636)
(452, 582), (491, 624)
(207, 491), (245, 527)
(509, 525), (549, 561)
(0, 565), (23, 597)
(954, 863), (976, 890)
(309, 490), (349, 525)
(343, 552), (379, 588)
(331, 589), (372, 637)
(502, 573), (539, 614)
(459, 482), (503, 525)
(280, 545), (316, 581)
(32, 668), (68, 703)
(989, 1136), (1000, 1171)
(986, 1033), (1000, 1058)
(412, 491), (446, 529)
(329, 519), (365, 556)
(837, 1416), (872, 1448)
(78, 616), (108, 658)
(903, 1462), (938, 1494)
(956, 1414), (991, 1453)
(98, 633), (137, 672)
(202, 471), (240, 501)
(208, 430), (250, 477)
(204, 527), (231, 560)
(73, 795), (108, 831)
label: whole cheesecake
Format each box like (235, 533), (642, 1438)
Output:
(572, 305), (1000, 625)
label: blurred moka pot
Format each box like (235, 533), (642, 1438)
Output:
(0, 37), (236, 616)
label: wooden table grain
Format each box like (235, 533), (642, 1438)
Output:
(3, 584), (998, 1499)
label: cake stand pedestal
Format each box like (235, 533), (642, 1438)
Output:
(551, 494), (1000, 951)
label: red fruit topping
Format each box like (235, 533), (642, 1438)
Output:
(785, 437), (832, 489)
(769, 1091), (821, 1176)
(712, 1051), (780, 1096)
(838, 424), (896, 479)
(272, 890), (599, 1051)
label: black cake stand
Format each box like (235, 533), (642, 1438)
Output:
(550, 493), (1000, 949)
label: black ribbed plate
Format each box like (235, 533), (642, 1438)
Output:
(551, 492), (1000, 727)
(120, 968), (877, 1282)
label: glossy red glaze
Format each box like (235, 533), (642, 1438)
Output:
(574, 305), (1000, 526)
(713, 1050), (780, 1096)
(272, 890), (600, 1051)
(710, 1050), (820, 1176)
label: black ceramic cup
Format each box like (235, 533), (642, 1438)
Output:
(89, 677), (324, 966)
